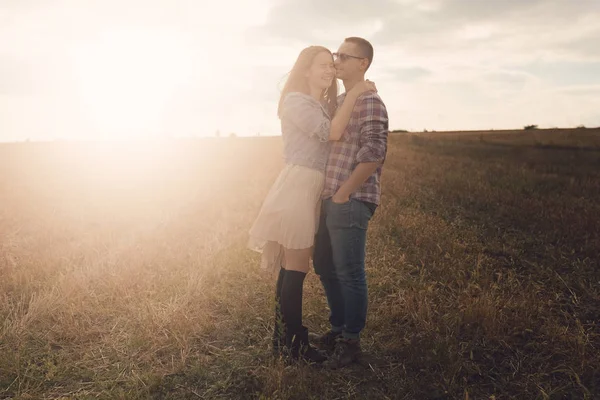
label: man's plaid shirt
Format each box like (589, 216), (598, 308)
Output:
(322, 91), (389, 205)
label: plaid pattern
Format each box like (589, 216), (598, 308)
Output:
(322, 92), (389, 205)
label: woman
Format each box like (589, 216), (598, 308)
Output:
(248, 46), (376, 362)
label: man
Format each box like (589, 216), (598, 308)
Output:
(312, 37), (389, 369)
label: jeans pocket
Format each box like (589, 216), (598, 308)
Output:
(352, 200), (374, 230)
(327, 199), (352, 229)
(327, 199), (373, 230)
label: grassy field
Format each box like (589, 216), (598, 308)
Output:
(1, 129), (599, 399)
(402, 127), (600, 150)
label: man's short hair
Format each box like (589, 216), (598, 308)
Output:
(345, 37), (374, 70)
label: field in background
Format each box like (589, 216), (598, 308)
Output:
(1, 129), (599, 399)
(399, 127), (600, 150)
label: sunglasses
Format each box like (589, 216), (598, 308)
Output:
(332, 52), (365, 62)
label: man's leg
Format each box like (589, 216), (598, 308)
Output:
(313, 200), (345, 337)
(323, 199), (374, 368)
(327, 199), (373, 339)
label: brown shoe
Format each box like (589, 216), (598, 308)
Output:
(308, 330), (342, 352)
(323, 338), (361, 369)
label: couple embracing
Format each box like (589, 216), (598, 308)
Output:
(249, 37), (389, 369)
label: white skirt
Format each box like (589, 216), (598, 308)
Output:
(248, 164), (325, 274)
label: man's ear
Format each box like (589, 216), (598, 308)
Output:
(361, 58), (369, 72)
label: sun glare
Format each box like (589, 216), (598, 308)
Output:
(73, 29), (193, 139)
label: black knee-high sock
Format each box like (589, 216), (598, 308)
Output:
(274, 267), (286, 326)
(275, 267), (286, 301)
(281, 270), (306, 332)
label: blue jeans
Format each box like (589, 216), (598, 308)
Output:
(313, 198), (376, 340)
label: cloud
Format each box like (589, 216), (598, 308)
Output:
(382, 66), (431, 82)
(557, 84), (600, 97)
(484, 71), (532, 85)
(557, 29), (600, 60)
(517, 62), (600, 87)
(2, 0), (600, 140)
(252, 0), (600, 65)
(248, 0), (396, 46)
(373, 0), (597, 44)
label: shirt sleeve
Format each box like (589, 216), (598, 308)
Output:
(281, 92), (331, 142)
(356, 94), (389, 163)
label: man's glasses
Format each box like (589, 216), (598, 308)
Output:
(333, 52), (365, 62)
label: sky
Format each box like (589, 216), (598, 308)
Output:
(1, 0), (599, 142)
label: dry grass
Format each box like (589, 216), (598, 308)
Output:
(1, 130), (599, 399)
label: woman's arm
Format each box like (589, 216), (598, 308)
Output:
(281, 83), (376, 142)
(328, 81), (377, 141)
(328, 91), (360, 141)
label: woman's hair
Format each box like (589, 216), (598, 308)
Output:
(277, 46), (338, 119)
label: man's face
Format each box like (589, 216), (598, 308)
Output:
(334, 41), (367, 81)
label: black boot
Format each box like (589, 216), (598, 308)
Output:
(272, 267), (286, 354)
(285, 326), (327, 363)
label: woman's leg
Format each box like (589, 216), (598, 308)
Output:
(272, 263), (286, 353)
(283, 248), (311, 273)
(280, 248), (325, 362)
(281, 248), (310, 333)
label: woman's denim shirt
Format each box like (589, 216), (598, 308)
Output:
(280, 92), (331, 172)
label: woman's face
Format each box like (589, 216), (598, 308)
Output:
(306, 51), (335, 91)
